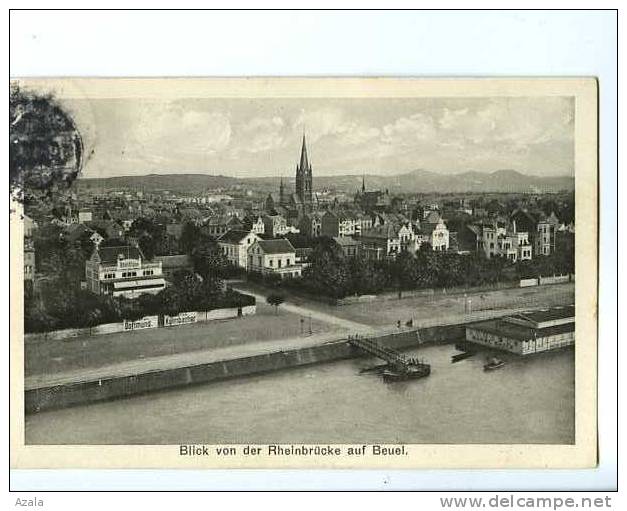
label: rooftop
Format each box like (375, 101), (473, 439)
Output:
(468, 318), (575, 342)
(256, 239), (295, 254)
(218, 229), (255, 244)
(96, 245), (143, 264)
(333, 236), (360, 246)
(152, 254), (192, 267)
(510, 305), (575, 325)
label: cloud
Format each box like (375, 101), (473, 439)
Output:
(127, 102), (231, 156)
(381, 113), (437, 147)
(71, 95), (573, 177)
(293, 108), (349, 142)
(233, 115), (286, 154)
(435, 98), (574, 149)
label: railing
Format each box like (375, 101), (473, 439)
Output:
(98, 261), (162, 272)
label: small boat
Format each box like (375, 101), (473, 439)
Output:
(451, 351), (475, 363)
(382, 364), (431, 382)
(483, 357), (506, 371)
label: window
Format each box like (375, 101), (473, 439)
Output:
(287, 259), (291, 265)
(278, 259), (282, 268)
(144, 270), (153, 276)
(269, 259), (274, 267)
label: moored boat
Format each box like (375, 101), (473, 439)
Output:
(382, 363), (431, 382)
(483, 357), (506, 371)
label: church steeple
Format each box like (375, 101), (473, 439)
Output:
(362, 174), (366, 193)
(299, 133), (310, 174)
(295, 131), (313, 205)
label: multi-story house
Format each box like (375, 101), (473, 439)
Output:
(481, 224), (502, 258)
(359, 225), (402, 260)
(262, 214), (289, 238)
(59, 206), (93, 225)
(353, 212), (373, 235)
(419, 214), (450, 251)
(298, 213), (322, 238)
(515, 231), (533, 261)
(510, 209), (560, 257)
(205, 215), (243, 237)
(152, 254), (194, 282)
(242, 214), (266, 235)
(247, 239), (302, 278)
(333, 236), (361, 258)
(321, 210), (358, 237)
(480, 221), (532, 261)
(85, 245), (166, 299)
(534, 212), (560, 256)
(218, 230), (260, 269)
(457, 224), (482, 253)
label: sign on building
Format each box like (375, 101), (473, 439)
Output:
(123, 315), (159, 331)
(164, 312), (197, 327)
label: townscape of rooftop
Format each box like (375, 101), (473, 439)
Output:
(23, 132), (575, 311)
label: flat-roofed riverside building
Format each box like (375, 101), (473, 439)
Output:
(86, 245), (166, 299)
(465, 305), (575, 355)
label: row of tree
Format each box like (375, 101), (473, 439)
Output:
(24, 272), (254, 333)
(279, 237), (574, 300)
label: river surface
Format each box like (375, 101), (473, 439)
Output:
(25, 344), (575, 445)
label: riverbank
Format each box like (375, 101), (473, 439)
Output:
(25, 343), (575, 445)
(25, 323), (464, 414)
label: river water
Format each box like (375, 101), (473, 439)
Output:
(25, 344), (575, 445)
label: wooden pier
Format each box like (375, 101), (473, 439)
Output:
(347, 335), (430, 377)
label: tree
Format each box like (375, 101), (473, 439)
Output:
(266, 293), (285, 315)
(180, 222), (201, 255)
(303, 237), (351, 298)
(389, 251), (415, 298)
(128, 217), (165, 260)
(85, 308), (104, 335)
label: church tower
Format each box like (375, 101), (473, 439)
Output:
(295, 133), (313, 204)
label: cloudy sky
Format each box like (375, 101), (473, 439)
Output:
(64, 96), (574, 179)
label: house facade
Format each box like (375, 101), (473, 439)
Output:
(85, 245), (166, 299)
(535, 213), (560, 256)
(262, 214), (289, 237)
(247, 239), (302, 278)
(420, 217), (450, 251)
(243, 215), (266, 235)
(205, 215), (243, 237)
(321, 211), (358, 237)
(218, 229), (260, 269)
(298, 213), (322, 238)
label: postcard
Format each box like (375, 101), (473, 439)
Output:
(10, 77), (597, 469)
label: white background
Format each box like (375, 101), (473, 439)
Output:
(5, 6), (620, 499)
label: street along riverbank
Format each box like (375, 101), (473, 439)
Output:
(25, 323), (463, 414)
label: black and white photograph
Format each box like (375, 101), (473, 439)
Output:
(9, 77), (597, 469)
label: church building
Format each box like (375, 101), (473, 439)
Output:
(277, 133), (315, 216)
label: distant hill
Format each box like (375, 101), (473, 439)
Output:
(78, 169), (574, 195)
(77, 173), (241, 194)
